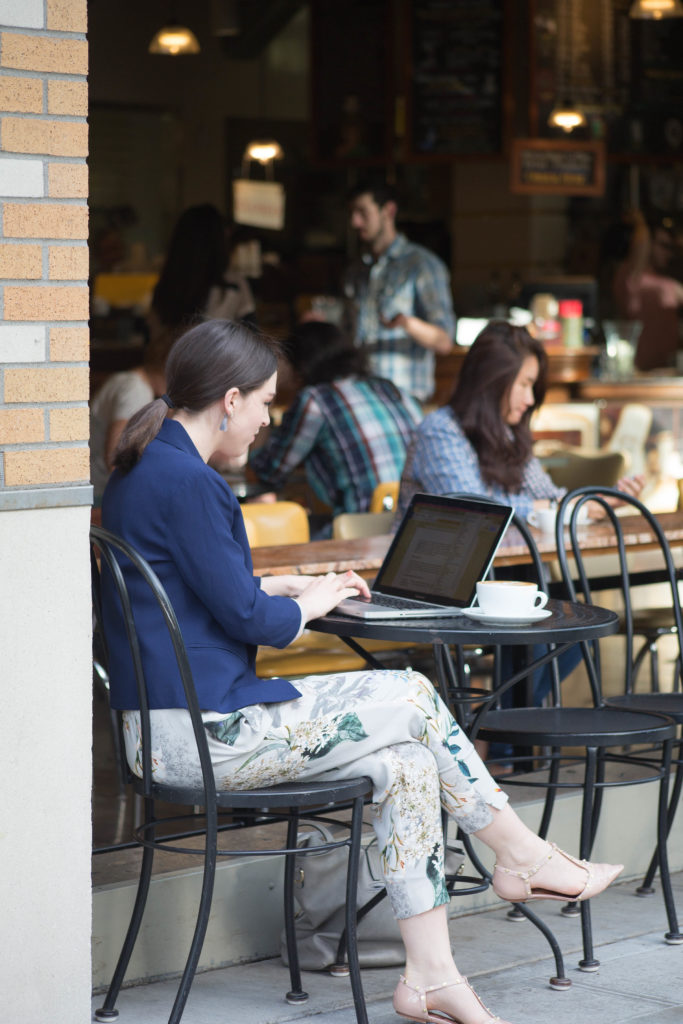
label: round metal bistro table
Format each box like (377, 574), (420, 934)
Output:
(310, 599), (619, 714)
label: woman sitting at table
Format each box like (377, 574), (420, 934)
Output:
(102, 319), (622, 1024)
(396, 321), (642, 746)
(397, 320), (641, 519)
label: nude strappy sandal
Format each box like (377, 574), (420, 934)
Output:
(392, 974), (505, 1024)
(492, 842), (623, 904)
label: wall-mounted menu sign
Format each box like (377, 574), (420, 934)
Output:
(408, 0), (505, 157)
(510, 139), (606, 197)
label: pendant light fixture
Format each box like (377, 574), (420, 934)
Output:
(548, 0), (585, 133)
(548, 102), (587, 133)
(629, 0), (683, 17)
(242, 140), (284, 180)
(149, 10), (200, 56)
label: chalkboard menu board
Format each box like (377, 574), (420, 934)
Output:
(408, 0), (505, 157)
(510, 139), (605, 196)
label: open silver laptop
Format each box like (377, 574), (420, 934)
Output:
(335, 492), (514, 619)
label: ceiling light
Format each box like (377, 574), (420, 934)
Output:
(244, 141), (284, 164)
(629, 0), (683, 17)
(148, 24), (200, 55)
(548, 102), (587, 133)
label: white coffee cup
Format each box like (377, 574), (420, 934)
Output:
(527, 507), (557, 533)
(474, 580), (548, 616)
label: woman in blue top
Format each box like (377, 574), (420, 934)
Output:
(398, 322), (563, 521)
(397, 321), (643, 764)
(103, 319), (621, 1024)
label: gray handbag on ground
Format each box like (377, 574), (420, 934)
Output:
(280, 824), (465, 971)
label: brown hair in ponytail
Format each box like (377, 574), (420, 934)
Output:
(112, 319), (280, 473)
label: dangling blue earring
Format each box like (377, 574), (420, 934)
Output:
(220, 414), (229, 432)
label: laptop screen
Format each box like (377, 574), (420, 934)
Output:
(374, 493), (513, 608)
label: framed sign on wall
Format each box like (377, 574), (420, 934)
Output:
(510, 138), (606, 196)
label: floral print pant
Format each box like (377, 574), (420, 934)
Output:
(123, 668), (507, 919)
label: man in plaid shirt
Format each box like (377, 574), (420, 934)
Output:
(249, 322), (422, 529)
(344, 180), (456, 401)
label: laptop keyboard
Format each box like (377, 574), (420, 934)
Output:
(366, 592), (441, 611)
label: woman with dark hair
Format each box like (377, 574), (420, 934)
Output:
(249, 320), (423, 527)
(148, 203), (255, 344)
(397, 321), (643, 762)
(397, 322), (560, 519)
(102, 318), (621, 1024)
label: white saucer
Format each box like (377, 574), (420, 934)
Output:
(461, 606), (552, 627)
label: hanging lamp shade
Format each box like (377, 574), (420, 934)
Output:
(244, 141), (284, 164)
(548, 101), (587, 133)
(148, 24), (200, 55)
(629, 0), (683, 17)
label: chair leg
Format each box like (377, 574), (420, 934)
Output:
(283, 811), (308, 1004)
(345, 795), (370, 1024)
(94, 800), (157, 1022)
(638, 749), (683, 894)
(537, 752), (561, 839)
(650, 642), (660, 693)
(509, 758), (561, 924)
(165, 805), (220, 1024)
(562, 749), (606, 921)
(462, 834), (568, 988)
(578, 748), (599, 972)
(654, 740), (682, 944)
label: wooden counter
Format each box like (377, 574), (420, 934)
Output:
(433, 346), (599, 406)
(578, 374), (683, 404)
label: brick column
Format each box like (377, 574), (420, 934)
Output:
(0, 0), (89, 509)
(0, 3), (92, 1022)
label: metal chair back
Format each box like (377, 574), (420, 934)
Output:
(555, 487), (683, 697)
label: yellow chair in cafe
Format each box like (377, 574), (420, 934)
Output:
(241, 500), (310, 547)
(332, 510), (394, 540)
(370, 480), (400, 513)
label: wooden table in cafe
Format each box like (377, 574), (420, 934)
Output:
(251, 509), (683, 579)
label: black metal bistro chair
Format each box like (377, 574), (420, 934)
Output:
(554, 486), (683, 942)
(90, 526), (372, 1024)
(441, 507), (679, 973)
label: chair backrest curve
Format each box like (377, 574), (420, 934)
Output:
(555, 486), (683, 698)
(90, 525), (217, 805)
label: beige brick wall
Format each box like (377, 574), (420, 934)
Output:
(0, 2), (89, 497)
(48, 163), (88, 198)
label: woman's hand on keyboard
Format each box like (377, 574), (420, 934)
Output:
(296, 571), (371, 623)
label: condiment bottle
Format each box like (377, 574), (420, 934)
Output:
(559, 299), (583, 349)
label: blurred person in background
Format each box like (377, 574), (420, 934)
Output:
(90, 329), (175, 506)
(344, 179), (455, 402)
(148, 203), (255, 347)
(613, 209), (683, 372)
(249, 320), (423, 534)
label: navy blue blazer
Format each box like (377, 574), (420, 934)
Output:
(101, 419), (302, 712)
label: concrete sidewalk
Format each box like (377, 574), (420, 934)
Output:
(92, 870), (683, 1024)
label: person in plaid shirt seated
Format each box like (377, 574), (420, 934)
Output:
(249, 321), (423, 535)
